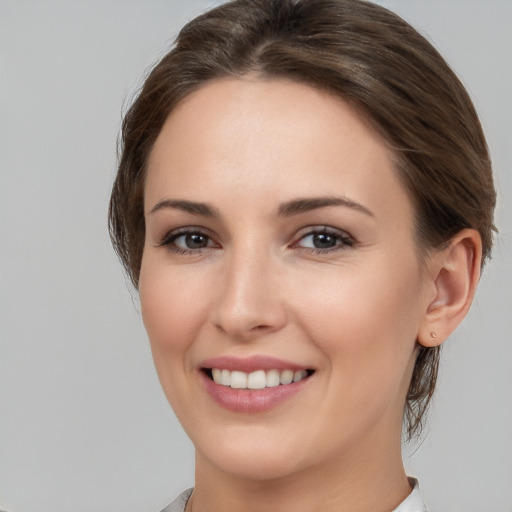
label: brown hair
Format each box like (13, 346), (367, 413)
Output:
(109, 0), (496, 439)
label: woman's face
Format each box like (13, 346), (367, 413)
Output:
(140, 78), (435, 481)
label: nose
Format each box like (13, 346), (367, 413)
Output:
(211, 246), (287, 340)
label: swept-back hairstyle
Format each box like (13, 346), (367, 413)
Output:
(109, 0), (496, 439)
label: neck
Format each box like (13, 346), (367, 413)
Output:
(190, 430), (411, 512)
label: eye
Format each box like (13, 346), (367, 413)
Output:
(159, 229), (218, 253)
(294, 227), (354, 252)
(174, 232), (210, 249)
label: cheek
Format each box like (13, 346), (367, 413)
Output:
(295, 259), (423, 387)
(138, 260), (210, 375)
(138, 260), (217, 426)
(297, 270), (421, 440)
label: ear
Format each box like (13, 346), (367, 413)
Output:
(418, 229), (482, 347)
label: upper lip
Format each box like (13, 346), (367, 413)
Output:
(200, 355), (311, 373)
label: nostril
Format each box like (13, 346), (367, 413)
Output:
(252, 324), (273, 332)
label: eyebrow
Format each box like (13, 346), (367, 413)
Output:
(278, 196), (374, 217)
(149, 199), (219, 217)
(149, 196), (374, 218)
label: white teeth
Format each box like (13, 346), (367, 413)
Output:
(280, 370), (294, 385)
(212, 368), (222, 383)
(210, 368), (310, 388)
(230, 371), (247, 389)
(247, 370), (266, 389)
(293, 370), (307, 382)
(265, 369), (280, 388)
(220, 369), (230, 386)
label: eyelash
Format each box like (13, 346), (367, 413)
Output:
(158, 226), (355, 255)
(292, 226), (355, 254)
(158, 228), (217, 255)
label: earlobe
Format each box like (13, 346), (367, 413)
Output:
(418, 229), (482, 347)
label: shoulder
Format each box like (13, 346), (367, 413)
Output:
(158, 488), (193, 512)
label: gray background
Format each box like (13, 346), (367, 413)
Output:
(0, 1), (510, 511)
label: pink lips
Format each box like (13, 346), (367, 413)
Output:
(199, 355), (313, 413)
(200, 355), (307, 373)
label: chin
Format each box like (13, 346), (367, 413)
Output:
(193, 426), (331, 483)
(203, 447), (307, 482)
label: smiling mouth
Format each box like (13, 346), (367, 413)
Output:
(203, 368), (315, 390)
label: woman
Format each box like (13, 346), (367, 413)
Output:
(109, 1), (496, 510)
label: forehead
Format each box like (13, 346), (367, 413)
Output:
(145, 77), (413, 224)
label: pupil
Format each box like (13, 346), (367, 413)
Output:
(313, 232), (336, 249)
(186, 233), (207, 248)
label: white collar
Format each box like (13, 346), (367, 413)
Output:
(393, 478), (428, 512)
(162, 477), (428, 512)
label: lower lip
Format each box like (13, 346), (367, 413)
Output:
(200, 371), (310, 413)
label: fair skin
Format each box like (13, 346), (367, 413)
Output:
(139, 78), (481, 512)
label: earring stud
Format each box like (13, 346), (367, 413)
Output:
(430, 331), (438, 339)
